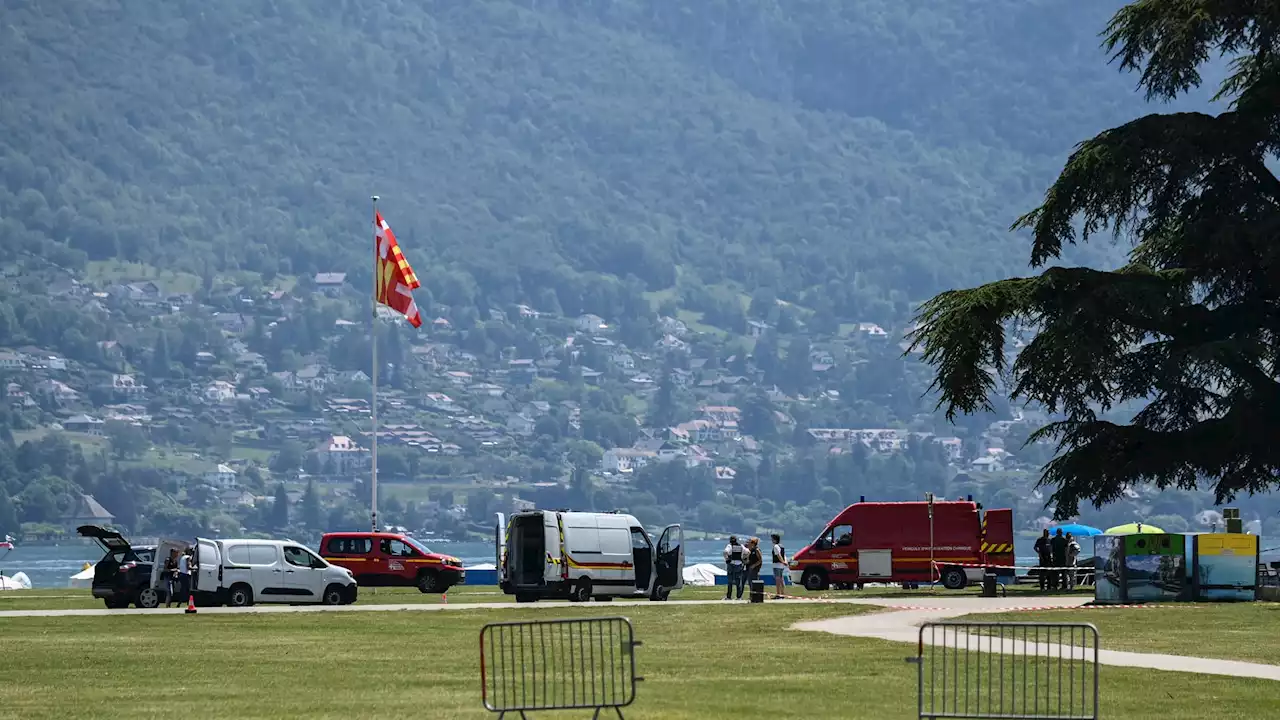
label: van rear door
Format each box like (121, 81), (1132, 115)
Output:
(195, 538), (220, 595)
(149, 539), (190, 596)
(655, 524), (685, 594)
(494, 512), (506, 582)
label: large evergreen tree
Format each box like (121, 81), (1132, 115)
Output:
(270, 483), (290, 530)
(910, 1), (1280, 517)
(301, 478), (322, 530)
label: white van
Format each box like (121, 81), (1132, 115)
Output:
(496, 510), (684, 603)
(193, 538), (358, 607)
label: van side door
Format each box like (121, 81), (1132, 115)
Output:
(322, 535), (373, 585)
(630, 527), (653, 591)
(814, 523), (856, 583)
(248, 544), (285, 602)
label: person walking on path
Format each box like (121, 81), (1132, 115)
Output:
(770, 534), (787, 598)
(723, 535), (747, 600)
(1065, 532), (1082, 590)
(745, 537), (763, 587)
(1034, 529), (1053, 591)
(1050, 528), (1068, 591)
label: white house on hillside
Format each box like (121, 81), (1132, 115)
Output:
(313, 435), (370, 474)
(203, 464), (238, 489)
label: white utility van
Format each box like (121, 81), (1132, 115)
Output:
(193, 538), (358, 607)
(496, 510), (684, 603)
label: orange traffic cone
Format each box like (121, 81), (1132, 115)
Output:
(442, 591), (448, 605)
(185, 594), (198, 614)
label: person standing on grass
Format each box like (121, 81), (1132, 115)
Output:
(745, 537), (763, 587)
(770, 534), (787, 598)
(1034, 529), (1052, 591)
(1065, 533), (1082, 590)
(1050, 528), (1068, 591)
(723, 536), (747, 600)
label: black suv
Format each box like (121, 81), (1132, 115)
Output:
(78, 525), (162, 609)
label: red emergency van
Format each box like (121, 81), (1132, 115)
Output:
(788, 498), (1015, 591)
(320, 531), (465, 593)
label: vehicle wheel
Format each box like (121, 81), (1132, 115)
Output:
(515, 593), (537, 603)
(227, 583), (254, 607)
(104, 598), (128, 609)
(802, 569), (828, 592)
(322, 584), (345, 606)
(136, 587), (161, 609)
(416, 570), (439, 594)
(649, 588), (670, 602)
(941, 567), (968, 590)
(569, 579), (592, 603)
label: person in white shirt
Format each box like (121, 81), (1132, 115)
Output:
(771, 534), (787, 598)
(723, 536), (747, 600)
(176, 549), (192, 605)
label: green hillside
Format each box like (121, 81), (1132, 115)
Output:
(0, 0), (1206, 325)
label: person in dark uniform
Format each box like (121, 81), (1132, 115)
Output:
(723, 536), (747, 600)
(1034, 529), (1052, 591)
(1049, 528), (1068, 591)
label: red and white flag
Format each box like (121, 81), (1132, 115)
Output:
(374, 211), (422, 328)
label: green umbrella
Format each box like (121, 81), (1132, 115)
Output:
(1104, 522), (1164, 535)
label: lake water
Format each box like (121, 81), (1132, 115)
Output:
(0, 539), (1042, 589)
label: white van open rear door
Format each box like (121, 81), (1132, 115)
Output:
(652, 524), (685, 600)
(149, 538), (191, 602)
(194, 538), (220, 598)
(494, 512), (507, 583)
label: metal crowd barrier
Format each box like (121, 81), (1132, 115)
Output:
(480, 616), (642, 719)
(908, 621), (1099, 720)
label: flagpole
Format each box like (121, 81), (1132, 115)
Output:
(370, 194), (380, 534)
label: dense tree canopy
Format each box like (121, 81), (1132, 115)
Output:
(912, 0), (1280, 517)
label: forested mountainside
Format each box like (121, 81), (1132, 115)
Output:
(3, 0), (1259, 544)
(0, 0), (1212, 326)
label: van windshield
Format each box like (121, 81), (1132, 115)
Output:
(404, 537), (434, 555)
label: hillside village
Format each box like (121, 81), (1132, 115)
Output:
(0, 263), (1084, 541)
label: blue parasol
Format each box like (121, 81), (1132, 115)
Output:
(1049, 523), (1103, 537)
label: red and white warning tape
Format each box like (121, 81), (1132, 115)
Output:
(934, 561), (1090, 572)
(767, 596), (1166, 611)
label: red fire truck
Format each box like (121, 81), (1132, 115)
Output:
(788, 497), (1015, 591)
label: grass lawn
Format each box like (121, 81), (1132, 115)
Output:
(11, 428), (106, 451)
(85, 260), (203, 294)
(1, 602), (1277, 719)
(963, 603), (1280, 666)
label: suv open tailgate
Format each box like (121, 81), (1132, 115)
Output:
(77, 525), (132, 555)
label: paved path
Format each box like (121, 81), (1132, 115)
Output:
(793, 596), (1280, 682)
